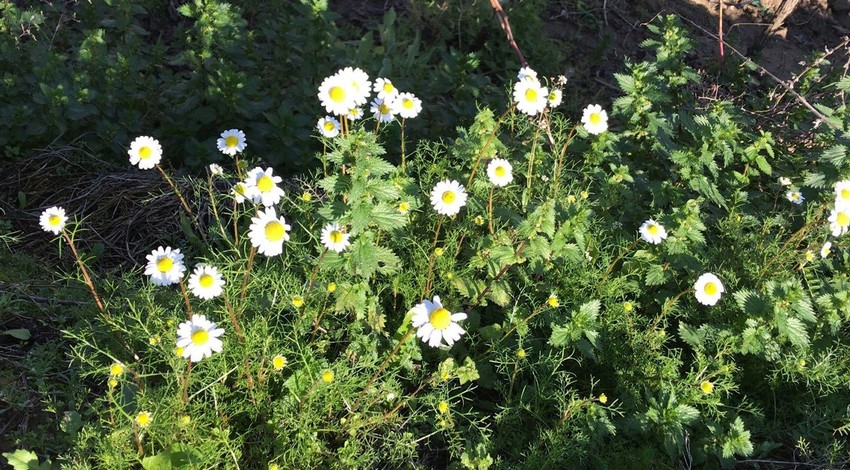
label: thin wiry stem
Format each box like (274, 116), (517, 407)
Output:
(62, 230), (108, 319)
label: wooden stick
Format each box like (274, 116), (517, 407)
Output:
(488, 0), (527, 67)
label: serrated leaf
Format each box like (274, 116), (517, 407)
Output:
(452, 276), (486, 300)
(820, 144), (846, 166)
(485, 279), (511, 307)
(675, 404), (700, 424)
(348, 236), (400, 279)
(678, 322), (704, 350)
(3, 449), (50, 470)
(370, 202), (407, 231)
(645, 264), (667, 286)
(334, 282), (368, 313)
(733, 289), (767, 316)
(782, 316), (809, 349)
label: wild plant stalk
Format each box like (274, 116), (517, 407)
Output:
(155, 164), (207, 243)
(422, 215), (445, 298)
(305, 249), (328, 296)
(351, 327), (415, 414)
(599, 237), (641, 286)
(206, 173), (231, 245)
(400, 117), (407, 172)
(61, 230), (109, 320)
(524, 125), (542, 204)
(232, 199), (239, 244)
(239, 246), (257, 305)
(467, 105), (514, 188)
(552, 124), (578, 197)
(182, 361), (192, 405)
(488, 187), (496, 234)
(222, 293), (244, 342)
(178, 279), (193, 319)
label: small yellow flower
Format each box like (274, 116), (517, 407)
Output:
(445, 272), (454, 280)
(327, 282), (337, 293)
(580, 191), (589, 199)
(700, 380), (714, 394)
(398, 201), (410, 214)
(321, 369), (335, 383)
(440, 370), (451, 381)
(301, 192), (312, 202)
(437, 401), (449, 413)
(516, 348), (527, 359)
(175, 347), (185, 357)
(804, 250), (815, 262)
(269, 464), (280, 470)
(108, 378), (118, 389)
(474, 215), (485, 226)
(547, 294), (559, 308)
(179, 415), (191, 426)
(435, 248), (444, 256)
(598, 393), (608, 404)
(272, 355), (287, 371)
(109, 363), (125, 376)
(797, 359), (806, 368)
(166, 319), (175, 327)
(567, 195), (577, 204)
(623, 302), (633, 313)
(148, 336), (160, 346)
(135, 411), (152, 428)
(291, 295), (304, 308)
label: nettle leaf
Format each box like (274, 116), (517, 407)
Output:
(368, 180), (401, 201)
(334, 282), (368, 313)
(780, 316), (810, 349)
(370, 202), (407, 231)
(722, 417), (754, 459)
(348, 235), (400, 279)
(485, 279), (511, 307)
(349, 202), (372, 235)
(734, 289), (768, 317)
(689, 175), (727, 208)
(793, 297), (817, 323)
(518, 199), (556, 239)
(549, 300), (602, 359)
(678, 322), (705, 350)
(820, 144), (846, 166)
(3, 449), (52, 470)
(318, 174), (349, 195)
(645, 264), (667, 286)
(452, 276), (486, 301)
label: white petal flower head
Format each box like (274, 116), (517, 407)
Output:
(318, 72), (357, 116)
(128, 136), (162, 170)
(347, 107), (364, 121)
(517, 66), (538, 82)
(187, 265), (226, 300)
(821, 241), (832, 258)
(321, 222), (351, 253)
(217, 129), (247, 156)
(486, 158), (513, 187)
(411, 295), (467, 348)
(639, 219), (668, 245)
(144, 246), (186, 286)
(430, 180), (468, 216)
(245, 167), (284, 207)
(231, 181), (251, 204)
(786, 190), (804, 204)
(208, 163), (224, 176)
(829, 208), (850, 237)
(370, 97), (395, 123)
(693, 272), (724, 306)
(393, 92), (422, 119)
(835, 180), (850, 209)
(581, 104), (609, 135)
(176, 315), (224, 363)
(39, 206), (67, 235)
(249, 207), (291, 257)
(317, 116), (340, 138)
(513, 79), (549, 116)
(547, 89), (563, 108)
(373, 77), (399, 101)
(340, 66), (372, 106)
(779, 176), (792, 186)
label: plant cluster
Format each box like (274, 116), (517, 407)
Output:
(5, 14), (850, 470)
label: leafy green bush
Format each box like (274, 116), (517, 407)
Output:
(5, 14), (850, 469)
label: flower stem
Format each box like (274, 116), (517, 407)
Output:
(240, 246), (257, 306)
(400, 117), (407, 172)
(488, 187), (495, 235)
(178, 279), (193, 320)
(233, 153), (244, 181)
(232, 199), (239, 245)
(207, 174), (231, 245)
(223, 293), (244, 342)
(599, 238), (640, 286)
(305, 249), (327, 296)
(467, 105), (513, 188)
(182, 361), (192, 405)
(62, 231), (108, 320)
(552, 124), (578, 198)
(422, 215), (445, 298)
(351, 327), (414, 414)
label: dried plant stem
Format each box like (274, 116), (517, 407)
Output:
(62, 230), (108, 319)
(178, 279), (193, 319)
(422, 215), (445, 298)
(182, 361), (192, 404)
(488, 187), (496, 235)
(155, 164), (204, 241)
(240, 246), (257, 305)
(488, 0), (526, 67)
(223, 293), (244, 342)
(400, 118), (407, 172)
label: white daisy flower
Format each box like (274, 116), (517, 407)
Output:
(411, 295), (467, 347)
(347, 107), (364, 121)
(581, 104), (608, 135)
(835, 180), (850, 209)
(821, 241), (832, 258)
(370, 97), (395, 123)
(231, 181), (251, 204)
(517, 66), (538, 82)
(392, 92), (422, 119)
(513, 78), (549, 116)
(208, 163), (224, 176)
(248, 207), (291, 257)
(373, 77), (399, 101)
(317, 116), (340, 138)
(486, 158), (513, 187)
(245, 167), (285, 207)
(187, 265), (225, 300)
(693, 273), (724, 306)
(340, 66), (372, 106)
(216, 129), (247, 156)
(320, 222), (351, 253)
(778, 176), (792, 186)
(639, 219), (668, 245)
(430, 180), (468, 216)
(128, 136), (162, 170)
(829, 208), (850, 237)
(144, 246), (186, 286)
(547, 89), (563, 108)
(318, 72), (356, 116)
(176, 315), (224, 363)
(39, 206), (67, 235)
(786, 190), (804, 204)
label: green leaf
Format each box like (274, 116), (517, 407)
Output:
(348, 236), (400, 279)
(456, 357), (480, 384)
(645, 264), (667, 286)
(334, 282), (368, 313)
(2, 328), (31, 340)
(678, 322), (704, 350)
(485, 279), (511, 307)
(141, 444), (202, 470)
(820, 144), (846, 166)
(733, 289), (767, 316)
(2, 449), (52, 470)
(722, 417), (754, 458)
(370, 202), (408, 231)
(452, 276), (486, 301)
(782, 316), (809, 349)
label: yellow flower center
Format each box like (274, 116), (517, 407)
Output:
(321, 370), (334, 383)
(403, 99), (414, 109)
(330, 230), (343, 244)
(156, 257), (173, 273)
(139, 146), (152, 159)
(136, 412), (151, 427)
(589, 113), (602, 125)
(838, 212), (850, 227)
(438, 401), (449, 413)
(524, 88), (538, 102)
(225, 135), (239, 148)
(441, 191), (455, 204)
(323, 121), (336, 131)
(704, 282), (718, 296)
(191, 329), (209, 346)
(792, 193), (800, 200)
(841, 188), (850, 200)
(429, 307), (452, 330)
(379, 103), (390, 114)
(598, 393), (608, 404)
(265, 221), (285, 241)
(257, 175), (274, 192)
(547, 296), (559, 307)
(624, 302), (633, 312)
(48, 214), (61, 226)
(291, 295), (303, 307)
(327, 282), (337, 293)
(273, 355), (286, 370)
(548, 92), (557, 101)
(700, 380), (714, 394)
(399, 202), (409, 212)
(199, 273), (214, 288)
(110, 363), (124, 376)
(329, 86), (346, 103)
(495, 166), (506, 177)
(383, 82), (394, 93)
(647, 224), (659, 235)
